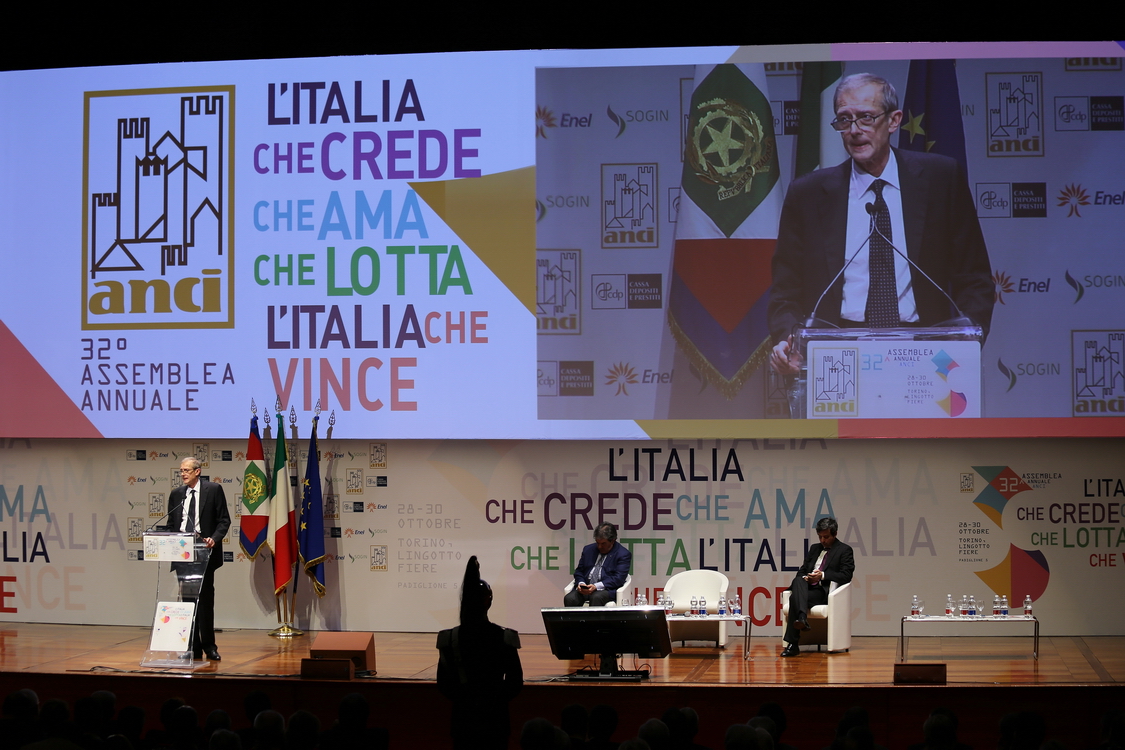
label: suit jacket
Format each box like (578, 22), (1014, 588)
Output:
(796, 539), (854, 590)
(168, 480), (231, 570)
(572, 542), (632, 591)
(768, 149), (993, 344)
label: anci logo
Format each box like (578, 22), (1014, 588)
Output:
(537, 249), (581, 334)
(1064, 57), (1122, 72)
(810, 348), (858, 415)
(601, 164), (657, 248)
(985, 73), (1043, 157)
(83, 87), (235, 330)
(1073, 331), (1125, 415)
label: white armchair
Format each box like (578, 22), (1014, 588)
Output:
(562, 574), (632, 607)
(780, 581), (852, 652)
(663, 569), (730, 647)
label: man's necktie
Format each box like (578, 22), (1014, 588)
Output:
(591, 554), (605, 584)
(865, 179), (899, 328)
(186, 488), (197, 534)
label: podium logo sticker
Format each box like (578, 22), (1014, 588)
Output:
(82, 87), (235, 330)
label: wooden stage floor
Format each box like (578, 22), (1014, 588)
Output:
(1, 622), (1122, 686)
(3, 623), (1124, 748)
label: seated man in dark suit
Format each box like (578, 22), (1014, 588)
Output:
(564, 523), (632, 607)
(782, 517), (854, 657)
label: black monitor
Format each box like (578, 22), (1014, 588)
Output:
(541, 606), (672, 681)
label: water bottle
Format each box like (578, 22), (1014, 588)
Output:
(732, 593), (742, 616)
(959, 594), (969, 618)
(1023, 595), (1033, 618)
(1000, 595), (1009, 617)
(992, 595), (1000, 617)
(910, 594), (921, 616)
(718, 595), (727, 616)
(945, 594), (954, 617)
(968, 596), (977, 617)
(690, 595), (698, 617)
(637, 591), (648, 606)
(699, 596), (708, 616)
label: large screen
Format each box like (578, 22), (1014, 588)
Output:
(1, 42), (1123, 438)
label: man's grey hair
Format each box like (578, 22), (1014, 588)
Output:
(594, 522), (618, 542)
(180, 456), (202, 471)
(815, 517), (839, 535)
(834, 73), (899, 114)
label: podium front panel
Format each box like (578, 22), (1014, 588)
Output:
(807, 340), (981, 419)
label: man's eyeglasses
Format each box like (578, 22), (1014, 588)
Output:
(830, 111), (889, 131)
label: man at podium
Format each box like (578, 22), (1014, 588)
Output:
(169, 457), (231, 661)
(768, 73), (993, 377)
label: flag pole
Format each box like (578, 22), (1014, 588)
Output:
(269, 402), (303, 637)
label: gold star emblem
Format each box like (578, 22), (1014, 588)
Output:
(902, 110), (926, 144)
(703, 118), (744, 168)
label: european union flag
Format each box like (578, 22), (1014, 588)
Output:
(298, 417), (326, 597)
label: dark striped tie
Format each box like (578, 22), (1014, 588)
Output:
(865, 179), (899, 328)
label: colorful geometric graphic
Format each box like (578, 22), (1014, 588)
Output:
(937, 390), (968, 417)
(974, 543), (1050, 604)
(971, 465), (1032, 528)
(932, 349), (960, 381)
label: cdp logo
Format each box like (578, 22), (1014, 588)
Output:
(976, 184), (1012, 218)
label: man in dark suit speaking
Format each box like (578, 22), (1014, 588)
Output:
(169, 456), (231, 661)
(782, 517), (854, 657)
(768, 72), (993, 376)
(564, 523), (632, 607)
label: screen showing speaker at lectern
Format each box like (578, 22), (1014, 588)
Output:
(1, 43), (1123, 439)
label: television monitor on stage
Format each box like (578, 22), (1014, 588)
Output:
(541, 606), (672, 681)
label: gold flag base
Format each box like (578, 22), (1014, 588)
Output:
(269, 623), (305, 638)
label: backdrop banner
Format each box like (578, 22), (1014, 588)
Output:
(0, 436), (1120, 636)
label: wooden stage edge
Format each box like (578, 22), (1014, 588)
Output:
(1, 624), (1123, 748)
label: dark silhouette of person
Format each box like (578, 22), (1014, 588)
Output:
(437, 556), (523, 750)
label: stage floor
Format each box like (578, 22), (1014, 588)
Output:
(2, 622), (1122, 686)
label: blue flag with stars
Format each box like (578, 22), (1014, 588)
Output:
(899, 59), (968, 173)
(298, 417), (326, 597)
